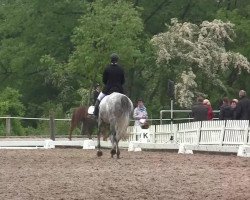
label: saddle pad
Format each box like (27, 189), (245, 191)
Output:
(88, 106), (95, 115)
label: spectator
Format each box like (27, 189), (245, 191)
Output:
(133, 99), (148, 126)
(219, 97), (233, 120)
(203, 99), (214, 120)
(191, 96), (208, 121)
(230, 99), (238, 120)
(235, 90), (250, 120)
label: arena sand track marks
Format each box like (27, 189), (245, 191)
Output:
(0, 149), (249, 200)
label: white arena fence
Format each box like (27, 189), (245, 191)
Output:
(0, 111), (249, 155)
(0, 115), (249, 147)
(127, 120), (250, 146)
(126, 120), (250, 156)
(0, 117), (250, 156)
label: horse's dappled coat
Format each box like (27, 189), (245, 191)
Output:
(97, 92), (133, 158)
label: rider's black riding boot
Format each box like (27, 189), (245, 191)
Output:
(93, 99), (100, 118)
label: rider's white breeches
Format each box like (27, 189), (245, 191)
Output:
(97, 92), (106, 101)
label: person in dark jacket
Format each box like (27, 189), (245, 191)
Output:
(219, 97), (233, 120)
(230, 99), (238, 120)
(235, 90), (250, 120)
(93, 53), (125, 117)
(191, 96), (208, 121)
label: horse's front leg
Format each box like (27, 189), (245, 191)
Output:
(86, 128), (92, 140)
(68, 124), (74, 141)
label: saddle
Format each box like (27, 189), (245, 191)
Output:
(87, 87), (122, 117)
(107, 86), (121, 95)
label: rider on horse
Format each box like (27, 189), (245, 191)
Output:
(93, 53), (125, 118)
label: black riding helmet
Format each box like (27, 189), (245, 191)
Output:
(110, 53), (119, 63)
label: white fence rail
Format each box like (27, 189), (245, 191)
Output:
(0, 110), (220, 137)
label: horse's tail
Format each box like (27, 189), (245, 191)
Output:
(115, 95), (133, 140)
(121, 96), (133, 116)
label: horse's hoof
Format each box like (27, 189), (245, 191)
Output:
(97, 150), (103, 157)
(117, 152), (120, 159)
(110, 149), (116, 156)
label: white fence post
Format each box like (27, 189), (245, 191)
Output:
(6, 115), (11, 136)
(243, 128), (248, 145)
(151, 131), (156, 143)
(219, 126), (225, 146)
(49, 111), (56, 141)
(196, 127), (201, 145)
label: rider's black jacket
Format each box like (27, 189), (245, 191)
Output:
(102, 63), (125, 95)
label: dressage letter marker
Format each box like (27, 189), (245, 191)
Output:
(139, 128), (151, 143)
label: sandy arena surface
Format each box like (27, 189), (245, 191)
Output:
(0, 149), (249, 200)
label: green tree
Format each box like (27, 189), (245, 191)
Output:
(0, 0), (84, 116)
(0, 87), (25, 135)
(216, 6), (250, 93)
(0, 87), (25, 116)
(51, 0), (145, 105)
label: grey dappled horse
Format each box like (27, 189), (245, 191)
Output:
(97, 92), (133, 158)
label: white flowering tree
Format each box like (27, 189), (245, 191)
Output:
(151, 18), (250, 108)
(175, 69), (197, 108)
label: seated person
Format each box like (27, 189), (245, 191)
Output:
(133, 99), (148, 127)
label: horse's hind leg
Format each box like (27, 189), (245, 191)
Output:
(110, 136), (117, 158)
(97, 135), (103, 157)
(114, 130), (121, 159)
(110, 135), (116, 158)
(110, 124), (117, 158)
(116, 140), (120, 159)
(96, 120), (103, 157)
